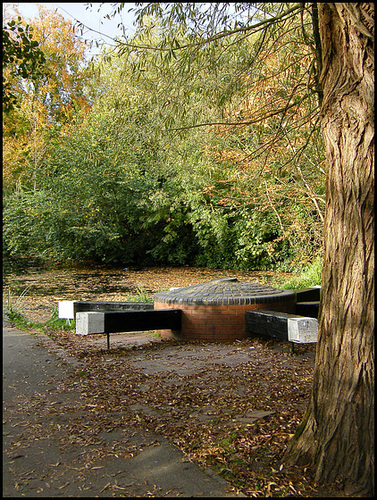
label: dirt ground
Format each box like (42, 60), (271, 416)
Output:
(3, 265), (346, 497)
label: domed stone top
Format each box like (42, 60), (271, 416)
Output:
(154, 277), (295, 306)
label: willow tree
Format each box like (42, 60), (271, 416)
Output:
(286, 4), (374, 496)
(90, 2), (374, 494)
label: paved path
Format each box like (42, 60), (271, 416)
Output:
(3, 317), (243, 497)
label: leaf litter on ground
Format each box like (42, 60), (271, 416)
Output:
(3, 265), (345, 497)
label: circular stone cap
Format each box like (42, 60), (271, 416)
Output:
(154, 278), (295, 306)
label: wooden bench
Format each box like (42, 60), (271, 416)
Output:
(295, 301), (320, 318)
(245, 309), (318, 351)
(295, 286), (321, 302)
(75, 309), (182, 348)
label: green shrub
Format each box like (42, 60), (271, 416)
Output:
(282, 256), (323, 289)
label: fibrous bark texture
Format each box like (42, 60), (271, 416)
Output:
(287, 3), (374, 496)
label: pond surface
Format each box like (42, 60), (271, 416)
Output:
(3, 263), (296, 298)
(3, 262), (298, 324)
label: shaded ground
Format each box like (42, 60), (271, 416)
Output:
(3, 265), (346, 496)
(46, 331), (323, 497)
(3, 324), (241, 498)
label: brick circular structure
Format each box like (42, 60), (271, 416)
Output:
(154, 278), (296, 342)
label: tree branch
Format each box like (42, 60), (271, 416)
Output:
(168, 95), (312, 132)
(113, 3), (304, 52)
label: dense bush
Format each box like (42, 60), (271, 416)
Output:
(3, 114), (322, 270)
(3, 30), (325, 272)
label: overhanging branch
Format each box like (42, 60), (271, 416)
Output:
(76, 3), (304, 53)
(168, 95), (311, 132)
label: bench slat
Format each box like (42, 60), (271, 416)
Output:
(295, 301), (320, 318)
(295, 286), (321, 302)
(59, 300), (153, 319)
(76, 309), (181, 336)
(104, 309), (181, 333)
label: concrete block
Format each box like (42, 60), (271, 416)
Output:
(58, 300), (76, 319)
(288, 317), (318, 343)
(76, 312), (105, 335)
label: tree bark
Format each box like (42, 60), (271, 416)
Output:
(286, 3), (374, 496)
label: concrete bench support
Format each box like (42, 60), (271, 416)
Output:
(76, 312), (106, 336)
(245, 310), (318, 345)
(76, 309), (182, 348)
(59, 300), (153, 319)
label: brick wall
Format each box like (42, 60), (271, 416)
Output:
(154, 300), (296, 341)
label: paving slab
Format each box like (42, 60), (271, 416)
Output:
(3, 321), (243, 497)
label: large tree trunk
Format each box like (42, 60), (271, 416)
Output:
(286, 3), (374, 496)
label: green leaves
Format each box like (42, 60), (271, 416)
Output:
(3, 17), (47, 111)
(3, 3), (325, 271)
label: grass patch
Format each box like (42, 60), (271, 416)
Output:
(44, 307), (75, 332)
(6, 306), (36, 330)
(5, 287), (37, 330)
(6, 305), (75, 333)
(281, 256), (322, 290)
(124, 285), (153, 303)
(5, 288), (75, 333)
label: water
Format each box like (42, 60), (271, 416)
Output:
(3, 262), (297, 300)
(3, 262), (298, 326)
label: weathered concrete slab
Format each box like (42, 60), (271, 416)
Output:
(287, 316), (318, 343)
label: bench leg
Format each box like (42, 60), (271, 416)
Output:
(107, 332), (110, 350)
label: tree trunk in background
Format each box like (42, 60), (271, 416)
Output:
(286, 3), (374, 496)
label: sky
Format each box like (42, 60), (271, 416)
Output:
(3, 2), (137, 53)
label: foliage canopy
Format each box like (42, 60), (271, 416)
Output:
(4, 2), (325, 271)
